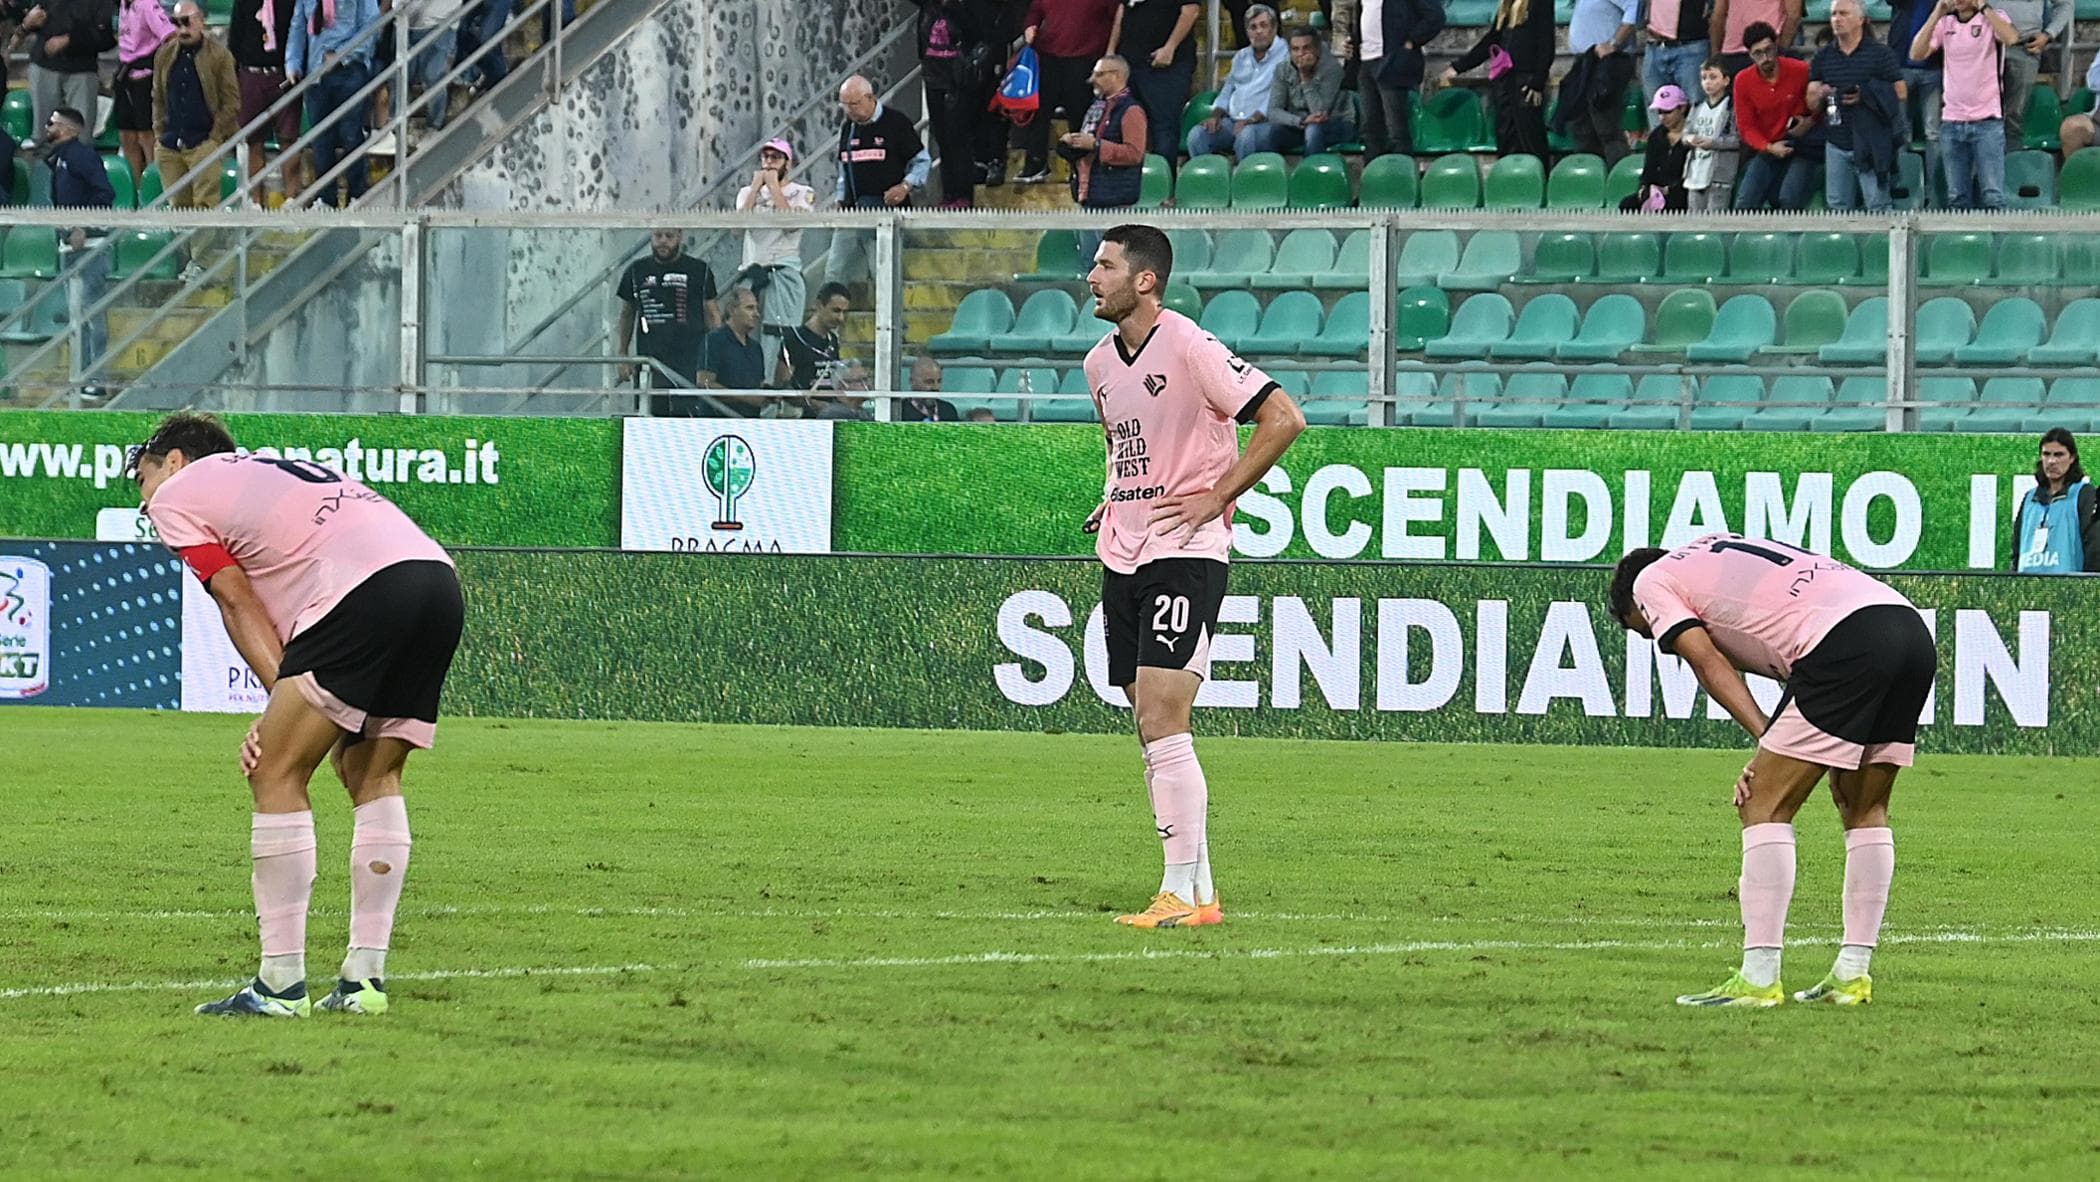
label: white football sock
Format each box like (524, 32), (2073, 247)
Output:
(1159, 861), (1197, 900)
(342, 946), (387, 983)
(259, 953), (306, 993)
(1833, 944), (1872, 979)
(1740, 947), (1781, 989)
(1191, 841), (1215, 906)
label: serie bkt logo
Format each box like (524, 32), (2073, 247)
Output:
(0, 557), (52, 699)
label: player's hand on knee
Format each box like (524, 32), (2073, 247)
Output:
(240, 718), (264, 778)
(1733, 762), (1756, 807)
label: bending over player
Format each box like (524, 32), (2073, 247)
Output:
(1082, 224), (1306, 928)
(1609, 533), (1936, 1007)
(131, 413), (464, 1017)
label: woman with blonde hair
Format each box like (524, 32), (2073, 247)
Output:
(1438, 0), (1556, 160)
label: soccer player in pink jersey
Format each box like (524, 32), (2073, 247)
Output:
(129, 413), (464, 1018)
(1080, 224), (1306, 928)
(1609, 533), (1937, 1007)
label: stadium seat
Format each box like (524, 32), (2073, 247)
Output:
(1032, 368), (1096, 422)
(994, 365), (1059, 420)
(1166, 228), (1212, 274)
(1139, 154), (1172, 208)
(2005, 150), (2057, 210)
(1394, 285), (1451, 351)
(1544, 373), (1635, 428)
(2027, 378), (2100, 433)
(1187, 229), (1274, 288)
(1395, 230), (1461, 287)
(1438, 230), (1521, 291)
(1287, 154), (1352, 210)
(1922, 232), (1991, 285)
(1916, 376), (1980, 431)
(1197, 290), (1262, 349)
(1519, 232), (1595, 284)
(220, 160), (240, 202)
(2025, 88), (2062, 151)
(139, 162), (166, 207)
(1408, 369), (1500, 427)
(103, 155), (136, 209)
(1589, 231), (1661, 284)
(0, 279), (66, 343)
(1662, 232), (1728, 284)
(1477, 369), (1566, 428)
(1856, 235), (1890, 285)
(2063, 238), (2100, 285)
(1174, 155), (1232, 209)
(1302, 290), (1369, 357)
(1727, 232), (1794, 284)
(1269, 228), (1338, 286)
(1684, 294), (1777, 362)
(2029, 298), (2100, 365)
(2075, 86), (2097, 116)
(940, 364), (997, 397)
(1994, 233), (2056, 285)
(1294, 374), (1362, 426)
(1308, 368), (1373, 425)
(1, 88), (31, 142)
(1765, 289), (1847, 355)
(1424, 293), (1515, 359)
(1230, 152), (1289, 209)
(1358, 154), (1419, 209)
(1603, 154), (1643, 207)
(1415, 88), (1491, 153)
(1017, 230), (1083, 283)
(1546, 153), (1607, 208)
(1914, 297), (1978, 364)
(1629, 288), (1716, 355)
(1444, 0), (1498, 23)
(1891, 150), (1927, 210)
(1608, 374), (1694, 430)
(1816, 377), (1891, 432)
(1242, 290), (1324, 356)
(1952, 299), (2045, 365)
(1484, 153), (1544, 209)
(997, 289), (1077, 353)
(112, 230), (180, 280)
(1421, 153), (1482, 208)
(1180, 90), (1220, 140)
(1555, 293), (1644, 361)
(2060, 149), (2100, 210)
(1487, 293), (1579, 359)
(1818, 297), (1891, 363)
(0, 228), (62, 280)
(1795, 232), (1860, 284)
(1164, 282), (1201, 320)
(1315, 229), (1371, 288)
(1690, 373), (1761, 431)
(1744, 376), (1834, 432)
(1959, 378), (2047, 433)
(927, 289), (1014, 355)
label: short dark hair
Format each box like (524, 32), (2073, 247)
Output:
(1702, 54), (1729, 73)
(1287, 24), (1321, 44)
(1102, 223), (1173, 288)
(129, 412), (237, 478)
(814, 281), (851, 306)
(1741, 21), (1779, 49)
(2039, 427), (2087, 488)
(1608, 548), (1670, 625)
(51, 106), (87, 131)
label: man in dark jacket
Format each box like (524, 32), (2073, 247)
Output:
(1334, 0), (1443, 157)
(1808, 0), (1903, 211)
(1059, 53), (1146, 263)
(1108, 0), (1198, 160)
(46, 106), (115, 383)
(19, 0), (118, 151)
(913, 0), (1003, 208)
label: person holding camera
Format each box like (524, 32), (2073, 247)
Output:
(1807, 0), (1903, 212)
(2010, 428), (2100, 573)
(735, 137), (816, 367)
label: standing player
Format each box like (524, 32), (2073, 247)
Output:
(1608, 533), (1937, 1007)
(130, 413), (463, 1017)
(1081, 224), (1306, 928)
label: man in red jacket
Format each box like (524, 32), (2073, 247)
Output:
(1016, 0), (1119, 183)
(1731, 21), (1818, 209)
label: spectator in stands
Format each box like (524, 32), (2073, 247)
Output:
(1622, 84), (1692, 207)
(455, 0), (512, 93)
(1061, 53), (1146, 255)
(45, 106), (113, 384)
(1643, 0), (1713, 117)
(1808, 0), (1903, 212)
(1910, 0), (2014, 209)
(735, 138), (816, 366)
(965, 406), (998, 422)
(17, 0), (118, 152)
(288, 0), (380, 207)
(1333, 0), (1442, 158)
(115, 0), (178, 191)
(409, 0), (466, 134)
(1732, 20), (1818, 209)
(232, 0), (302, 204)
(776, 281), (856, 395)
(1018, 0), (1119, 184)
(1268, 26), (1356, 156)
(2010, 428), (2100, 573)
(828, 75), (929, 286)
(1996, 0), (2065, 149)
(974, 0), (1024, 185)
(900, 356), (962, 421)
(615, 228), (721, 410)
(698, 287), (772, 414)
(1109, 0), (1197, 161)
(1683, 56), (1741, 209)
(1890, 0), (1944, 198)
(0, 124), (17, 203)
(154, 2), (239, 210)
(1439, 0), (1555, 161)
(2057, 55), (2100, 154)
(1711, 0), (1800, 76)
(1558, 0), (1639, 166)
(914, 0), (1001, 208)
(1186, 4), (1283, 158)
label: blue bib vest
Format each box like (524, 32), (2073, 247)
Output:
(2016, 478), (2089, 573)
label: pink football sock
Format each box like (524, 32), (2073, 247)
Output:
(1739, 822), (1797, 951)
(1842, 827), (1895, 949)
(251, 811), (317, 958)
(348, 796), (413, 953)
(1142, 733), (1207, 868)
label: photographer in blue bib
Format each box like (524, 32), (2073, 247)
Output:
(2010, 428), (2100, 574)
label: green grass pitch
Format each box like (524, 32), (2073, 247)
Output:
(6, 707), (2100, 1178)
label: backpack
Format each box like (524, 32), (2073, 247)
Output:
(991, 46), (1040, 125)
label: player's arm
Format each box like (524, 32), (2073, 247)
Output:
(203, 564), (286, 691)
(1149, 386), (1306, 540)
(1670, 625), (1767, 739)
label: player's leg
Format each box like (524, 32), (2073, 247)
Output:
(1794, 763), (1897, 1005)
(317, 735), (416, 1014)
(1677, 746), (1827, 1008)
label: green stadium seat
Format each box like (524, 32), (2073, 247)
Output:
(1545, 373), (1635, 429)
(1444, 0), (1498, 23)
(140, 162), (165, 207)
(1765, 289), (1847, 355)
(2005, 150), (2057, 210)
(1544, 96), (1578, 154)
(1604, 154), (1643, 207)
(1611, 374), (1698, 430)
(1421, 153), (1481, 208)
(992, 364), (1059, 420)
(1952, 298), (2045, 365)
(1315, 230), (1371, 288)
(2026, 378), (2100, 433)
(1395, 230), (1461, 287)
(104, 155), (136, 209)
(1590, 231), (1661, 284)
(2074, 87), (2097, 116)
(1415, 88), (1491, 153)
(1, 89), (31, 142)
(1139, 154), (1173, 208)
(1684, 294), (1777, 362)
(2060, 149), (2100, 210)
(1476, 369), (1566, 429)
(1287, 153), (1352, 210)
(1394, 285), (1451, 352)
(1270, 228), (1338, 286)
(1546, 153), (1607, 208)
(1727, 232), (1794, 284)
(1408, 369), (1500, 428)
(927, 289), (1014, 355)
(1487, 293), (1579, 359)
(1424, 293), (1515, 359)
(1744, 376), (1834, 432)
(2025, 88), (2063, 151)
(1629, 288), (1716, 355)
(996, 288), (1077, 353)
(1164, 281), (1201, 320)
(1294, 375), (1359, 426)
(0, 228), (61, 280)
(1230, 152), (1289, 209)
(2064, 238), (2100, 284)
(1307, 368), (1372, 426)
(1484, 153), (1543, 209)
(1555, 293), (1644, 361)
(1302, 291), (1369, 357)
(1272, 370), (1314, 399)
(1923, 232), (1991, 285)
(1796, 232), (1860, 284)
(1242, 291), (1324, 356)
(1815, 377), (1890, 432)
(1891, 150), (1927, 210)
(1187, 229), (1273, 288)
(1017, 230), (1083, 283)
(1856, 235), (1890, 285)
(1662, 232), (1728, 283)
(1819, 297), (1890, 364)
(112, 230), (181, 280)
(1174, 155), (1232, 209)
(219, 160), (240, 202)
(0, 280), (66, 343)
(9, 157), (26, 205)
(1916, 376), (1979, 431)
(1914, 297), (1978, 364)
(1197, 289), (1262, 349)
(2030, 299), (2100, 365)
(1622, 84), (1646, 133)
(1691, 374), (1760, 431)
(1033, 368), (1097, 422)
(1181, 91), (1219, 140)
(1518, 232), (1594, 284)
(1166, 228), (1212, 274)
(1994, 233), (2056, 285)
(1358, 154), (1418, 209)
(1958, 378), (2047, 433)
(1439, 230), (1521, 291)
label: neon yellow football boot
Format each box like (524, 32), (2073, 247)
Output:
(1793, 973), (1872, 1006)
(1675, 970), (1785, 1008)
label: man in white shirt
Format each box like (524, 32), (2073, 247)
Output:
(1184, 4), (1286, 157)
(735, 137), (817, 366)
(408, 0), (467, 132)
